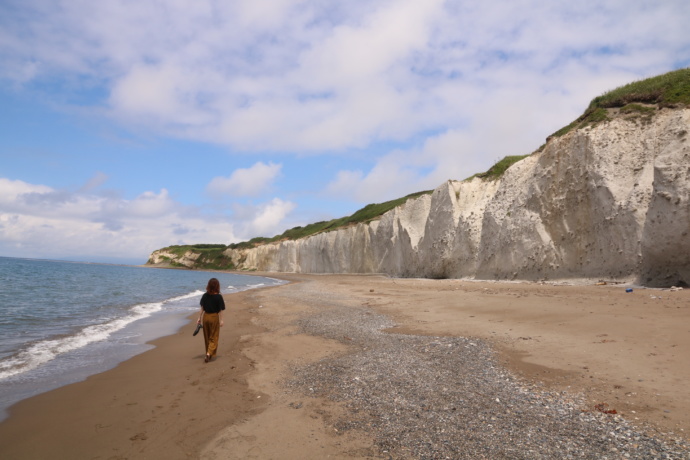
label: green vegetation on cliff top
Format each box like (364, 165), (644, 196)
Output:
(589, 67), (690, 108)
(153, 190), (435, 259)
(468, 155), (530, 181)
(229, 189), (433, 249)
(152, 68), (690, 261)
(550, 67), (690, 138)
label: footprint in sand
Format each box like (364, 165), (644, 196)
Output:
(129, 432), (148, 441)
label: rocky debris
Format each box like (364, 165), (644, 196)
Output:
(282, 288), (690, 459)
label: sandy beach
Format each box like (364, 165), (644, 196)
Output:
(0, 274), (688, 459)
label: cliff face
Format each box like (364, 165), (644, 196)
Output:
(149, 108), (690, 286)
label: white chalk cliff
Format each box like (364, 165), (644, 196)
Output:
(149, 107), (690, 286)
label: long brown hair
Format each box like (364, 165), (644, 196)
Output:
(206, 278), (221, 295)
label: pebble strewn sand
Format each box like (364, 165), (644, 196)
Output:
(282, 286), (690, 459)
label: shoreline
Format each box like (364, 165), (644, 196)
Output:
(0, 282), (275, 459)
(0, 310), (184, 423)
(0, 268), (286, 423)
(0, 273), (688, 458)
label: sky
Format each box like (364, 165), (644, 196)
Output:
(1, 0), (689, 265)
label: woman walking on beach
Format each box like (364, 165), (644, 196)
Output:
(197, 278), (225, 363)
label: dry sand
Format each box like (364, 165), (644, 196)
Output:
(0, 274), (688, 459)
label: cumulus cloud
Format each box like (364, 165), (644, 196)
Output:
(207, 162), (282, 197)
(0, 177), (295, 263)
(326, 155), (422, 204)
(3, 0), (688, 154)
(230, 197), (297, 237)
(0, 178), (53, 202)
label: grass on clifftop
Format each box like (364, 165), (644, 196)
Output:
(228, 190), (433, 249)
(551, 67), (690, 138)
(588, 67), (690, 109)
(152, 190), (435, 257)
(468, 155), (530, 181)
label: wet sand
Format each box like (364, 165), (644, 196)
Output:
(0, 274), (687, 459)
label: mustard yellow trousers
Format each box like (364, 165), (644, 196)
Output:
(202, 313), (220, 357)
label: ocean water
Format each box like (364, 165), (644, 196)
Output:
(0, 256), (285, 421)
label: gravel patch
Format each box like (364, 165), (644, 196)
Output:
(279, 288), (690, 459)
